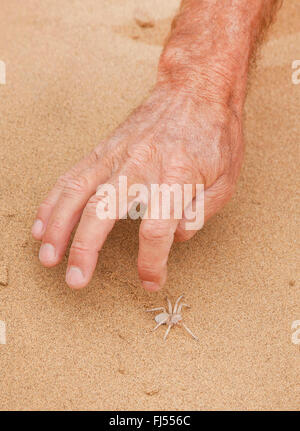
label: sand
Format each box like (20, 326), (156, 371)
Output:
(0, 0), (299, 411)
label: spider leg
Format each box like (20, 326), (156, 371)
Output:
(166, 297), (172, 314)
(146, 307), (166, 313)
(153, 316), (168, 331)
(164, 325), (171, 341)
(182, 323), (199, 341)
(173, 294), (184, 313)
(177, 303), (190, 314)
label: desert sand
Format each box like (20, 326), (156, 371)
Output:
(0, 0), (299, 410)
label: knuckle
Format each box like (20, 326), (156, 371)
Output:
(63, 175), (90, 196)
(47, 217), (65, 234)
(101, 153), (118, 175)
(70, 239), (92, 254)
(56, 174), (72, 190)
(89, 148), (102, 164)
(140, 221), (173, 243)
(122, 143), (158, 175)
(84, 195), (102, 218)
(138, 261), (163, 279)
(38, 198), (54, 213)
(158, 45), (186, 75)
(128, 143), (157, 163)
(164, 163), (192, 184)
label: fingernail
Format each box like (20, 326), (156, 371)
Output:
(39, 243), (56, 263)
(142, 281), (160, 292)
(66, 266), (85, 288)
(32, 219), (44, 237)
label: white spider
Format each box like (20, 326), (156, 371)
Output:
(146, 295), (198, 341)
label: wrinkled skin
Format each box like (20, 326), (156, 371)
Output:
(32, 83), (244, 291)
(32, 0), (280, 291)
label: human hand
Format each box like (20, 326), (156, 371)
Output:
(33, 0), (281, 291)
(32, 80), (244, 291)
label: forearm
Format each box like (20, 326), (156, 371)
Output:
(158, 0), (282, 109)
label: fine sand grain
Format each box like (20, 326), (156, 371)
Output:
(0, 0), (299, 410)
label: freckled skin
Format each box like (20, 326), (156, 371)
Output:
(32, 0), (282, 291)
